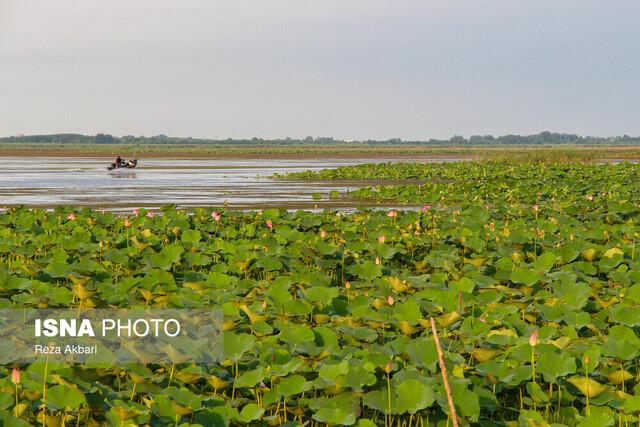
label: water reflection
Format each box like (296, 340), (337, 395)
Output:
(0, 156), (461, 209)
(109, 171), (137, 179)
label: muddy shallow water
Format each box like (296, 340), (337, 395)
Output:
(0, 156), (461, 210)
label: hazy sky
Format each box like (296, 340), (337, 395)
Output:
(1, 0), (638, 140)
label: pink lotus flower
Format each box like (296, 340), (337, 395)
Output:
(132, 209), (139, 216)
(211, 211), (221, 222)
(529, 329), (539, 347)
(124, 218), (131, 227)
(422, 204), (431, 212)
(532, 204), (539, 213)
(378, 235), (386, 244)
(387, 295), (394, 306)
(146, 212), (154, 218)
(320, 229), (327, 238)
(11, 367), (20, 385)
(265, 219), (273, 230)
(67, 213), (76, 221)
(387, 210), (398, 218)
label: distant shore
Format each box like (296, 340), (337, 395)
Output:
(1, 143), (640, 161)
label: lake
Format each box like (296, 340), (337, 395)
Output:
(0, 156), (459, 210)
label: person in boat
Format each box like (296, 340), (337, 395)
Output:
(116, 156), (122, 168)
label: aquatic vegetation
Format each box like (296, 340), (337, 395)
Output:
(3, 142), (640, 162)
(1, 160), (640, 425)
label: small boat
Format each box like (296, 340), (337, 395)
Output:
(108, 159), (138, 171)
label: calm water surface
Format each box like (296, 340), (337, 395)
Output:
(0, 156), (459, 209)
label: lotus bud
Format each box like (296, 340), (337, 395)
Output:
(387, 295), (394, 306)
(529, 329), (539, 347)
(133, 208), (139, 216)
(384, 361), (392, 374)
(67, 213), (76, 221)
(586, 195), (594, 201)
(378, 235), (386, 244)
(583, 355), (590, 365)
(422, 204), (431, 212)
(265, 219), (273, 230)
(146, 212), (155, 218)
(320, 229), (327, 238)
(345, 281), (351, 290)
(11, 368), (20, 385)
(124, 218), (131, 227)
(532, 204), (539, 213)
(211, 211), (221, 222)
(387, 210), (397, 218)
(375, 257), (381, 265)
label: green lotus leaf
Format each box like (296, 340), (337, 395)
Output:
(236, 403), (264, 424)
(45, 384), (86, 411)
(392, 299), (422, 324)
(577, 405), (614, 427)
(235, 367), (264, 388)
(609, 304), (640, 326)
(278, 374), (311, 397)
(602, 325), (640, 360)
(526, 382), (549, 403)
(511, 268), (539, 286)
(147, 244), (184, 270)
(623, 395), (640, 413)
(181, 229), (202, 245)
(537, 351), (577, 382)
(223, 332), (256, 362)
(165, 386), (202, 410)
(349, 261), (383, 281)
(256, 256), (283, 271)
(304, 286), (339, 306)
(405, 338), (438, 371)
(0, 410), (32, 427)
(319, 360), (349, 382)
(534, 252), (558, 273)
(279, 323), (315, 345)
(395, 379), (435, 414)
(313, 408), (356, 425)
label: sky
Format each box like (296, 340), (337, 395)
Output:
(0, 0), (638, 140)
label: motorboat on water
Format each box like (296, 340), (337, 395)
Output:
(108, 159), (138, 170)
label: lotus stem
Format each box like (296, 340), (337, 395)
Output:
(283, 398), (287, 422)
(386, 370), (391, 427)
(14, 384), (18, 418)
(168, 364), (175, 387)
(430, 317), (459, 427)
(42, 354), (49, 427)
(531, 347), (536, 383)
(585, 364), (590, 416)
(130, 382), (137, 401)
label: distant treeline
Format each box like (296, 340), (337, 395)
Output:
(2, 132), (640, 145)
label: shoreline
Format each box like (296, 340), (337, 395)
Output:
(1, 144), (640, 160)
